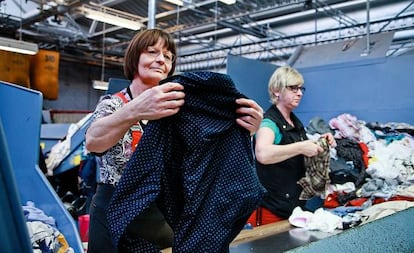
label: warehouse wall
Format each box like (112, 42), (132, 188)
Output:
(228, 53), (414, 125)
(38, 51), (414, 127)
(42, 61), (124, 111)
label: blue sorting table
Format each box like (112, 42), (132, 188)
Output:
(0, 81), (83, 253)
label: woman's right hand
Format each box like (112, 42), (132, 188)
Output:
(86, 82), (184, 153)
(128, 82), (185, 120)
(300, 140), (323, 157)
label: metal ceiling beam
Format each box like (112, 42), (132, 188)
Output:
(174, 0), (414, 61)
(174, 0), (402, 42)
(378, 0), (414, 32)
(148, 0), (220, 21)
(217, 20), (267, 38)
(175, 13), (414, 70)
(3, 0), (413, 73)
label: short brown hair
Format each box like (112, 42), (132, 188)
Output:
(123, 28), (177, 81)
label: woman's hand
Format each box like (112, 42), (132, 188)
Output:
(235, 98), (263, 135)
(128, 82), (185, 120)
(300, 140), (324, 157)
(321, 132), (337, 148)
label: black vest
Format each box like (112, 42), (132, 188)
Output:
(256, 105), (308, 218)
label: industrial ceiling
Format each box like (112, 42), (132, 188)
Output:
(1, 0), (414, 72)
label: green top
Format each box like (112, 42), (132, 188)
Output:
(260, 118), (282, 145)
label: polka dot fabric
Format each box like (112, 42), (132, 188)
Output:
(107, 71), (266, 253)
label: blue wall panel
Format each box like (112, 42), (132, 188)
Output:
(227, 54), (277, 111)
(227, 54), (414, 125)
(298, 55), (414, 125)
(106, 77), (130, 94)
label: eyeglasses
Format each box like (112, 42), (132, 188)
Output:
(286, 85), (306, 93)
(143, 47), (176, 63)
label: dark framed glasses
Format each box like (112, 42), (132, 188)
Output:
(286, 85), (306, 93)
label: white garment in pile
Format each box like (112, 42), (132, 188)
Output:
(288, 206), (342, 233)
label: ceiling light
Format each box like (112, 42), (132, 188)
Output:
(78, 4), (143, 31)
(0, 37), (39, 55)
(219, 0), (236, 5)
(92, 80), (109, 90)
(165, 0), (184, 6)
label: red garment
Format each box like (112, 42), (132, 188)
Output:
(389, 195), (414, 202)
(246, 207), (284, 227)
(347, 197), (369, 206)
(358, 142), (369, 168)
(323, 192), (340, 208)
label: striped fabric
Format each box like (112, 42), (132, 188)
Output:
(298, 137), (331, 200)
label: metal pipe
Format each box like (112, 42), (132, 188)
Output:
(287, 44), (303, 66)
(314, 0), (318, 44)
(365, 0), (371, 55)
(148, 0), (156, 29)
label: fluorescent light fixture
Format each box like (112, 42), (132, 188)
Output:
(219, 0), (236, 4)
(165, 0), (184, 6)
(92, 80), (109, 90)
(0, 37), (39, 55)
(78, 4), (143, 31)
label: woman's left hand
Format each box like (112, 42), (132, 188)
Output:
(235, 98), (263, 135)
(321, 132), (337, 148)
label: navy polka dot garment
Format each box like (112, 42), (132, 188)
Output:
(107, 71), (266, 253)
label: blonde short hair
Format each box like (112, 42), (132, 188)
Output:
(268, 65), (304, 104)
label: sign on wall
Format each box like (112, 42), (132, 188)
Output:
(30, 49), (60, 100)
(0, 50), (31, 88)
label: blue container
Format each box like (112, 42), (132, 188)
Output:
(0, 81), (83, 253)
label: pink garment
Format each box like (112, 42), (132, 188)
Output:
(329, 113), (361, 140)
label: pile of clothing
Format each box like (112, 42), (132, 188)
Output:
(292, 114), (414, 232)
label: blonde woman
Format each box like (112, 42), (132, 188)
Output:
(247, 66), (335, 226)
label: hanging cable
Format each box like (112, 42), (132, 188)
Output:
(101, 14), (106, 81)
(18, 0), (22, 41)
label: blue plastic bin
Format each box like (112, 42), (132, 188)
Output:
(0, 81), (83, 253)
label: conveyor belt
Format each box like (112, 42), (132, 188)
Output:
(231, 207), (414, 253)
(230, 224), (338, 253)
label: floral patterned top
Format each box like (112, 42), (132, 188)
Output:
(90, 88), (143, 186)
